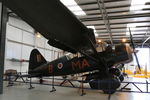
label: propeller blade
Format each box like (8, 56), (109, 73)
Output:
(129, 28), (141, 71)
(133, 51), (141, 71)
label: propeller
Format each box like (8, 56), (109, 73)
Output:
(129, 28), (141, 71)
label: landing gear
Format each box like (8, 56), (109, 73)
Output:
(50, 75), (56, 92)
(29, 77), (34, 89)
(39, 78), (43, 84)
(103, 89), (115, 94)
(89, 78), (120, 94)
(119, 74), (124, 82)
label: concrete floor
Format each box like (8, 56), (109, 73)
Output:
(0, 78), (150, 100)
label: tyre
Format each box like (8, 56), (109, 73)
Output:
(119, 74), (124, 82)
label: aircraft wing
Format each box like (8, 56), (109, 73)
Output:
(1, 0), (96, 54)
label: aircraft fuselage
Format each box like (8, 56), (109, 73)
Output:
(29, 56), (99, 77)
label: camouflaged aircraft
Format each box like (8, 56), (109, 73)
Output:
(1, 0), (140, 94)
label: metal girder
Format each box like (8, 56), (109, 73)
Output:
(86, 10), (150, 16)
(80, 3), (150, 12)
(0, 3), (7, 94)
(85, 20), (150, 26)
(96, 0), (113, 45)
(142, 36), (150, 47)
(98, 37), (150, 41)
(76, 0), (150, 46)
(83, 8), (150, 16)
(97, 30), (150, 34)
(80, 13), (150, 21)
(142, 27), (150, 47)
(95, 25), (150, 30)
(78, 0), (130, 6)
(98, 34), (150, 37)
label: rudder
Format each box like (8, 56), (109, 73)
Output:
(29, 49), (47, 73)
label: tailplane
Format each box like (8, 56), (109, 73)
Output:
(29, 49), (47, 73)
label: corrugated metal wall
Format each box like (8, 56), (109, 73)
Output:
(4, 17), (64, 72)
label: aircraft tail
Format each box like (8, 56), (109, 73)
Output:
(29, 49), (47, 73)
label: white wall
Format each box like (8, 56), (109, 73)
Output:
(136, 48), (150, 71)
(125, 48), (150, 72)
(4, 17), (64, 72)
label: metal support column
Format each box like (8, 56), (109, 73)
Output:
(0, 3), (8, 94)
(96, 0), (113, 45)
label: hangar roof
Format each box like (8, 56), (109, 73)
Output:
(63, 0), (150, 47)
(8, 0), (150, 47)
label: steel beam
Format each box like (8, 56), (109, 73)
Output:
(95, 25), (150, 30)
(80, 13), (150, 21)
(96, 0), (113, 45)
(78, 0), (130, 6)
(84, 20), (150, 26)
(0, 3), (7, 94)
(81, 3), (150, 12)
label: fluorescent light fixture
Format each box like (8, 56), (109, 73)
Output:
(60, 0), (86, 16)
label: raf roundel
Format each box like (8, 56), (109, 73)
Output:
(57, 63), (63, 69)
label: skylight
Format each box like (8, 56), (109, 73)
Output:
(60, 0), (86, 16)
(126, 0), (150, 35)
(130, 0), (149, 11)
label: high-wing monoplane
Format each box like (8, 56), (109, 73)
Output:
(1, 0), (140, 94)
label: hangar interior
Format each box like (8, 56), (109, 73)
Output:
(0, 0), (150, 100)
(5, 17), (64, 72)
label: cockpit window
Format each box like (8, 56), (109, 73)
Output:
(96, 42), (108, 52)
(65, 53), (75, 60)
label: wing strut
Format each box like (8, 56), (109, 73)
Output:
(86, 32), (108, 70)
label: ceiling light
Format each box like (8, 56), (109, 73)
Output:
(122, 38), (127, 43)
(60, 0), (86, 16)
(98, 39), (102, 43)
(36, 32), (41, 38)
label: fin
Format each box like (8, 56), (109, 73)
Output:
(29, 49), (47, 72)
